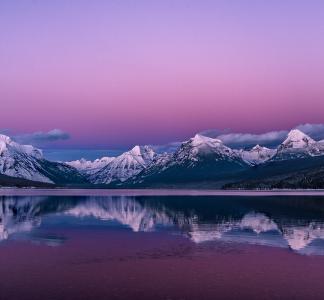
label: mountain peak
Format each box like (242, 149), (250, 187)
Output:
(251, 144), (264, 151)
(0, 135), (11, 155)
(129, 145), (155, 158)
(0, 134), (12, 144)
(240, 145), (276, 165)
(90, 145), (156, 184)
(66, 156), (115, 174)
(287, 129), (310, 139)
(129, 145), (142, 155)
(191, 134), (222, 146)
(0, 134), (43, 159)
(282, 129), (315, 149)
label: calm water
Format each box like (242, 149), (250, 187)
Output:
(1, 192), (324, 299)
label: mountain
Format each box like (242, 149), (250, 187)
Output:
(272, 129), (324, 161)
(2, 128), (324, 189)
(224, 129), (324, 189)
(0, 134), (51, 183)
(125, 130), (324, 189)
(238, 145), (276, 165)
(125, 134), (249, 187)
(66, 157), (115, 175)
(0, 134), (88, 185)
(89, 145), (156, 184)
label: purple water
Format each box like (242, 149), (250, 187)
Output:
(1, 192), (324, 299)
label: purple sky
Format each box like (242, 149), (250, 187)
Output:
(1, 0), (324, 150)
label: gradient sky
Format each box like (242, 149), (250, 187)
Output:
(1, 0), (324, 150)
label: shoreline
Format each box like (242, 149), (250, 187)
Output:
(1, 188), (324, 196)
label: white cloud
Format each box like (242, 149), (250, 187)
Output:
(216, 130), (288, 148)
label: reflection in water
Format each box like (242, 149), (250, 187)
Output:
(1, 195), (324, 255)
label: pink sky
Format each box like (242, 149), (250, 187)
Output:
(1, 0), (324, 148)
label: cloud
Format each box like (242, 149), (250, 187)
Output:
(0, 128), (13, 135)
(150, 141), (182, 153)
(199, 123), (324, 148)
(198, 128), (231, 138)
(150, 123), (324, 153)
(14, 129), (70, 146)
(296, 123), (324, 140)
(216, 130), (288, 148)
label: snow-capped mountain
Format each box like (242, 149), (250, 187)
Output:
(284, 129), (315, 147)
(89, 145), (156, 184)
(0, 134), (87, 184)
(130, 152), (173, 183)
(123, 129), (324, 188)
(0, 134), (53, 183)
(176, 134), (239, 164)
(239, 145), (276, 165)
(127, 134), (249, 186)
(66, 157), (115, 175)
(272, 129), (324, 160)
(239, 129), (324, 165)
(2, 127), (324, 188)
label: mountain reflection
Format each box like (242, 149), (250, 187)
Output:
(1, 195), (324, 255)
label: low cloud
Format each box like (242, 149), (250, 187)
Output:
(296, 123), (324, 140)
(198, 128), (231, 139)
(199, 123), (324, 148)
(14, 129), (70, 146)
(0, 129), (12, 135)
(150, 141), (182, 153)
(216, 130), (288, 148)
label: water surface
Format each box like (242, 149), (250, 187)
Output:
(1, 192), (324, 299)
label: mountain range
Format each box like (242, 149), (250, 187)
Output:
(1, 129), (324, 189)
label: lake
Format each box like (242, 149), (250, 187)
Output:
(1, 190), (324, 299)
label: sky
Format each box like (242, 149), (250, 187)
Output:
(1, 0), (324, 157)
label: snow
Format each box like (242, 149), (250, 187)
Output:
(0, 134), (12, 144)
(66, 156), (115, 174)
(191, 134), (223, 147)
(281, 129), (316, 149)
(0, 134), (52, 183)
(273, 129), (324, 160)
(239, 145), (276, 165)
(0, 134), (43, 159)
(129, 145), (142, 156)
(178, 134), (238, 162)
(2, 128), (324, 185)
(90, 145), (156, 184)
(128, 145), (156, 164)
